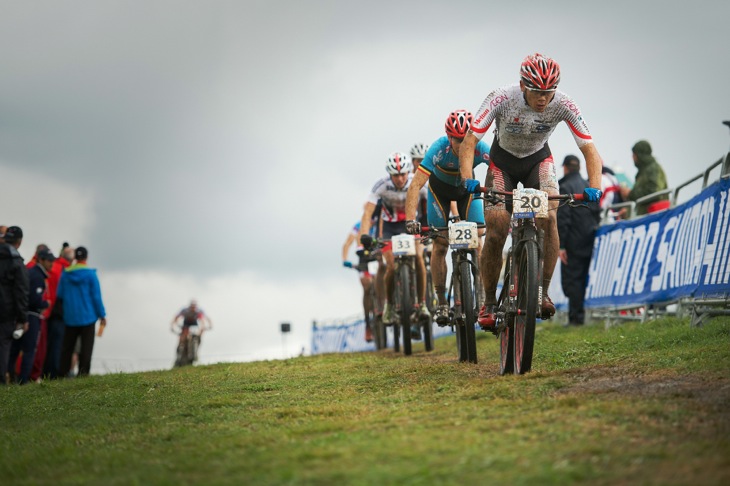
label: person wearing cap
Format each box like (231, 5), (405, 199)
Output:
(0, 226), (29, 384)
(8, 249), (55, 384)
(557, 155), (601, 326)
(56, 246), (107, 378)
(619, 140), (669, 216)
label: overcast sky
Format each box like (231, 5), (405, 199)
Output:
(1, 1), (729, 372)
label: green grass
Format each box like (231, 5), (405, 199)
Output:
(2, 317), (729, 485)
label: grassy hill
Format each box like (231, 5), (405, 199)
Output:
(2, 317), (729, 485)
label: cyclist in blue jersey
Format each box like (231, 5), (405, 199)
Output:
(405, 110), (491, 325)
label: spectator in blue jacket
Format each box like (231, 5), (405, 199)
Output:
(56, 246), (107, 377)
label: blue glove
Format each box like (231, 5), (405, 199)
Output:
(343, 261), (353, 268)
(583, 188), (602, 202)
(463, 178), (481, 194)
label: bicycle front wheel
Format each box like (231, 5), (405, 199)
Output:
(499, 253), (514, 375)
(514, 240), (539, 374)
(459, 260), (478, 364)
(397, 263), (413, 356)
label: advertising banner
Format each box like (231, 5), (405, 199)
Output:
(586, 178), (730, 307)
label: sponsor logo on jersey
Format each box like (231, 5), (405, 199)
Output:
(534, 124), (551, 133)
(505, 123), (523, 134)
(490, 95), (508, 108)
(474, 109), (490, 125)
(560, 98), (581, 116)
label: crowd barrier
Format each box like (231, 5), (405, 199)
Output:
(311, 315), (454, 355)
(587, 151), (730, 326)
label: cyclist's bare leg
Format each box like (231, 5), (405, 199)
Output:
(360, 273), (373, 320)
(383, 250), (395, 304)
(415, 242), (426, 304)
(480, 210), (510, 305)
(538, 201), (560, 289)
(375, 259), (386, 313)
(431, 236), (449, 305)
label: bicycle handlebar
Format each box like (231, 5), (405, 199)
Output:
(478, 187), (585, 200)
(478, 187), (586, 206)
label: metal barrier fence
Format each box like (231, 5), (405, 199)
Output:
(590, 123), (730, 327)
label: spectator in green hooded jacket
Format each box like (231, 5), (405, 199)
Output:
(620, 140), (669, 216)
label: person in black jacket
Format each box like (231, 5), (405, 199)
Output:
(557, 156), (601, 325)
(8, 249), (54, 384)
(0, 226), (29, 384)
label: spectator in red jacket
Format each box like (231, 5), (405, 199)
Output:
(42, 243), (74, 379)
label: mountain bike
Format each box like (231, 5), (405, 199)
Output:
(173, 325), (202, 368)
(481, 187), (585, 375)
(424, 220), (485, 363)
(366, 234), (432, 356)
(352, 250), (386, 350)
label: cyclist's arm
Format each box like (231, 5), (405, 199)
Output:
(458, 133), (479, 181)
(360, 202), (377, 237)
(580, 143), (603, 189)
(405, 170), (429, 221)
(171, 314), (181, 332)
(342, 232), (357, 262)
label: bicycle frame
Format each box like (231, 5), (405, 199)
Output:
(481, 187), (585, 375)
(425, 221), (485, 364)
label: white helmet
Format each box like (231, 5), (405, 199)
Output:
(385, 152), (412, 175)
(410, 143), (429, 159)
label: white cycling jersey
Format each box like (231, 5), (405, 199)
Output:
(367, 173), (427, 223)
(470, 84), (593, 159)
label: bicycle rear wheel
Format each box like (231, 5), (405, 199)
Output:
(499, 254), (514, 375)
(397, 263), (413, 356)
(459, 260), (478, 363)
(514, 240), (539, 374)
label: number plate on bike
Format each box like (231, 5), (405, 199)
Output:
(512, 188), (549, 219)
(392, 234), (417, 256)
(449, 221), (479, 249)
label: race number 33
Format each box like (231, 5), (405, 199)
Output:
(512, 188), (548, 219)
(449, 221), (479, 249)
(392, 234), (417, 256)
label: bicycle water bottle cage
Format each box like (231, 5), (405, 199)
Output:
(449, 221), (479, 249)
(512, 188), (549, 219)
(392, 234), (417, 256)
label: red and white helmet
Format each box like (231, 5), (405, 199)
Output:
(520, 53), (561, 91)
(385, 152), (412, 175)
(445, 110), (473, 138)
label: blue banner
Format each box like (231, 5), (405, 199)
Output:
(586, 177), (730, 307)
(312, 317), (454, 355)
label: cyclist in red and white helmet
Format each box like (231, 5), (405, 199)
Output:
(458, 52), (604, 329)
(359, 152), (429, 331)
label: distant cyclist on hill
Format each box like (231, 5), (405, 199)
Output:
(405, 110), (491, 325)
(359, 153), (429, 332)
(458, 52), (603, 329)
(171, 300), (212, 351)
